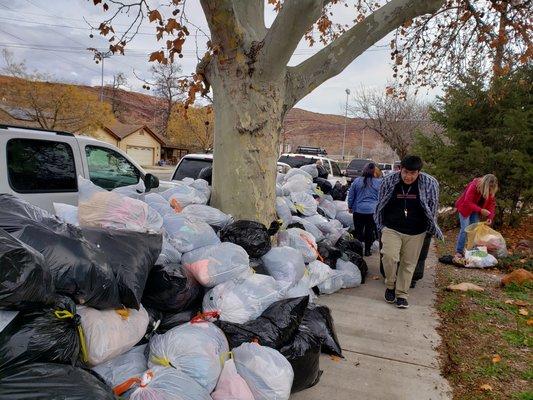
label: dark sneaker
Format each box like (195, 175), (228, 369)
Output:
(410, 280), (417, 289)
(396, 298), (409, 309)
(385, 288), (396, 303)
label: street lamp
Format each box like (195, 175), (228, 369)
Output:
(341, 88), (350, 160)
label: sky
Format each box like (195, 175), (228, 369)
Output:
(0, 0), (438, 115)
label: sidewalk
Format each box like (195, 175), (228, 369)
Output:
(292, 244), (452, 400)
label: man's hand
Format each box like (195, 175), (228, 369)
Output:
(480, 209), (490, 217)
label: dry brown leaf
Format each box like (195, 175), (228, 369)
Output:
(504, 299), (514, 304)
(514, 300), (529, 307)
(491, 354), (501, 364)
(330, 355), (341, 362)
(518, 308), (529, 316)
(527, 318), (533, 326)
(480, 383), (493, 391)
(446, 282), (484, 292)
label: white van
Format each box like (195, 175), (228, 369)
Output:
(0, 124), (169, 212)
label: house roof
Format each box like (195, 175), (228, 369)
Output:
(103, 121), (167, 145)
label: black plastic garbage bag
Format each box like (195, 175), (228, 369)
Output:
(82, 228), (162, 310)
(216, 296), (309, 349)
(0, 228), (55, 310)
(0, 296), (81, 370)
(300, 304), (342, 357)
(317, 164), (329, 180)
(280, 326), (322, 393)
(336, 233), (363, 257)
(0, 195), (121, 309)
(317, 241), (342, 269)
(0, 362), (116, 400)
(331, 182), (349, 201)
(142, 264), (204, 313)
(314, 177), (333, 195)
(159, 309), (199, 333)
(220, 220), (272, 258)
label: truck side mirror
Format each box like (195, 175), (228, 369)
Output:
(143, 173), (159, 192)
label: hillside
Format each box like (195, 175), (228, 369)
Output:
(0, 74), (389, 160)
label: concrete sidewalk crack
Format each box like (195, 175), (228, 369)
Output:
(341, 348), (438, 370)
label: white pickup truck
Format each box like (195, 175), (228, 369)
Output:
(0, 124), (168, 212)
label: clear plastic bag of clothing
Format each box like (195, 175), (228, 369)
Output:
(277, 228), (318, 263)
(53, 203), (79, 226)
(290, 216), (324, 242)
(182, 204), (233, 230)
(161, 183), (208, 209)
(290, 192), (318, 216)
(91, 344), (147, 387)
(307, 260), (335, 288)
(261, 246), (305, 286)
(182, 242), (251, 287)
(163, 214), (220, 253)
(212, 358), (255, 400)
(336, 259), (362, 288)
(276, 198), (293, 229)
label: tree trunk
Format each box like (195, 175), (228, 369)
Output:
(210, 75), (284, 225)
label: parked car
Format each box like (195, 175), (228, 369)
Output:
(278, 153), (346, 186)
(345, 158), (374, 182)
(171, 153), (292, 181)
(378, 162), (394, 176)
(0, 124), (171, 212)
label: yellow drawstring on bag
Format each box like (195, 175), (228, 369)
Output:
(115, 308), (130, 320)
(54, 310), (89, 363)
(150, 355), (172, 367)
(219, 351), (233, 366)
(295, 204), (305, 214)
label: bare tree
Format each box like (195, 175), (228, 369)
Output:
(108, 72), (128, 117)
(348, 86), (436, 159)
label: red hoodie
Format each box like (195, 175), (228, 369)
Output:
(455, 178), (496, 219)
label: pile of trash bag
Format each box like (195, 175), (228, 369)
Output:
(465, 222), (507, 258)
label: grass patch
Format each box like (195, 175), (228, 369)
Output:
(511, 391), (533, 400)
(504, 282), (533, 301)
(439, 294), (461, 313)
(474, 361), (511, 379)
(522, 368), (533, 382)
(501, 329), (532, 347)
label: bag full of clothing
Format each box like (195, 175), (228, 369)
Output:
(299, 164), (319, 179)
(336, 259), (362, 288)
(220, 220), (272, 258)
(148, 321), (229, 392)
(121, 367), (212, 400)
(78, 177), (163, 232)
(0, 196), (122, 309)
(335, 210), (354, 229)
(285, 273), (314, 300)
(0, 228), (55, 310)
(331, 181), (348, 201)
(142, 264), (204, 313)
(212, 358), (254, 400)
(163, 214), (220, 253)
(286, 168), (313, 182)
(282, 176), (314, 195)
(161, 183), (208, 209)
(91, 344), (148, 387)
(155, 233), (182, 267)
(261, 246), (305, 286)
(336, 233), (364, 256)
(307, 260), (335, 288)
(112, 179), (146, 199)
(323, 220), (346, 244)
(316, 241), (342, 268)
(290, 192), (318, 216)
(216, 296), (309, 349)
(233, 342), (294, 400)
(290, 216), (324, 242)
(78, 305), (149, 366)
(314, 177), (333, 196)
(342, 249), (368, 283)
(203, 274), (282, 324)
(144, 193), (176, 218)
(182, 242), (251, 287)
(0, 296), (81, 370)
(318, 198), (337, 219)
(334, 200), (349, 213)
(82, 228), (162, 310)
(276, 197), (293, 229)
(317, 270), (346, 295)
(280, 326), (322, 393)
(53, 202), (79, 226)
(277, 228), (318, 263)
(190, 178), (211, 201)
(301, 304), (342, 357)
(181, 204), (233, 230)
(464, 248), (498, 268)
(465, 222), (507, 258)
(0, 362), (116, 400)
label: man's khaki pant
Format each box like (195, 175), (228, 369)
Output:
(381, 227), (426, 299)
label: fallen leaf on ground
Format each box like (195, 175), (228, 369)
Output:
(480, 383), (493, 391)
(491, 354), (501, 364)
(371, 275), (380, 280)
(446, 282), (484, 292)
(514, 300), (529, 307)
(527, 318), (533, 326)
(505, 299), (514, 304)
(518, 308), (529, 316)
(329, 355), (341, 362)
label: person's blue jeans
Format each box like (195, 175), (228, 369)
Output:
(455, 213), (479, 254)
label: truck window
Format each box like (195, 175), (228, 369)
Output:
(7, 138), (77, 193)
(278, 155), (317, 168)
(172, 158), (212, 181)
(85, 146), (140, 190)
(331, 161), (342, 176)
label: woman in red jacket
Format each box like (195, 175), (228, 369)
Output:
(454, 174), (498, 258)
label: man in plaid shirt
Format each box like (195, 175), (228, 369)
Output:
(374, 156), (442, 309)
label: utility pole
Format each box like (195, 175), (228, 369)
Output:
(88, 49), (112, 102)
(360, 129), (365, 158)
(341, 88), (350, 160)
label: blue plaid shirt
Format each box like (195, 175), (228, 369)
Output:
(374, 171), (443, 240)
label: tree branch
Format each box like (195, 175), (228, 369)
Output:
(232, 0), (266, 43)
(285, 0), (445, 108)
(200, 0), (242, 52)
(258, 0), (325, 78)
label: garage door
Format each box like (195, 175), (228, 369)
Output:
(127, 146), (154, 166)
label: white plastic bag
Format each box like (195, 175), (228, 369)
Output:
(203, 274), (282, 324)
(163, 215), (220, 253)
(148, 321), (229, 392)
(318, 198), (337, 219)
(335, 210), (354, 229)
(129, 367), (212, 400)
(284, 272), (313, 299)
(290, 216), (324, 242)
(290, 192), (318, 216)
(233, 342), (294, 400)
(334, 200), (349, 213)
(190, 179), (211, 202)
(53, 203), (79, 226)
(181, 204), (233, 230)
(155, 233), (182, 266)
(78, 177), (163, 232)
(324, 219), (347, 244)
(299, 164), (319, 179)
(161, 184), (208, 209)
(303, 214), (331, 233)
(281, 176), (314, 194)
(78, 305), (149, 366)
(212, 358), (255, 400)
(307, 260), (335, 288)
(277, 228), (318, 263)
(144, 193), (176, 218)
(318, 270), (346, 295)
(182, 242), (251, 287)
(285, 168), (313, 182)
(92, 344), (148, 387)
(275, 197), (292, 229)
(464, 249), (498, 268)
(112, 180), (146, 199)
(336, 259), (362, 288)
(261, 246), (305, 286)
(283, 196), (297, 214)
